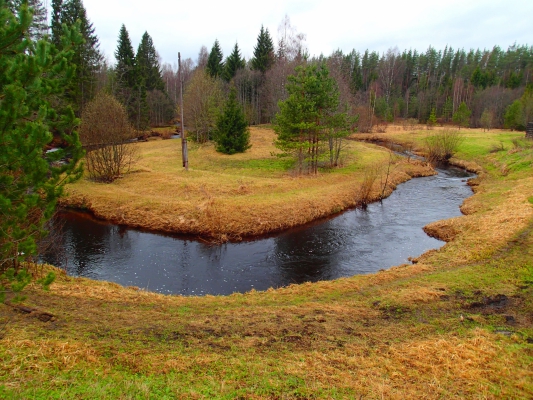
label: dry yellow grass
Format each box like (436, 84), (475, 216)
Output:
(60, 126), (434, 240)
(2, 127), (532, 398)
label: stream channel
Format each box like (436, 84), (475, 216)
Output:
(42, 161), (475, 296)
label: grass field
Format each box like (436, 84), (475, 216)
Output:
(59, 126), (434, 241)
(1, 126), (532, 398)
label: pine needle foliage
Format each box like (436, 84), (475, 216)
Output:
(0, 1), (84, 269)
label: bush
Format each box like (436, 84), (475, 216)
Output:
(402, 118), (419, 131)
(80, 92), (137, 182)
(427, 108), (437, 130)
(425, 130), (464, 162)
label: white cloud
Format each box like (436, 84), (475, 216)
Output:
(71, 0), (532, 66)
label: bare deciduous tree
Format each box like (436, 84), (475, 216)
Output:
(197, 46), (209, 69)
(80, 92), (137, 182)
(183, 70), (223, 143)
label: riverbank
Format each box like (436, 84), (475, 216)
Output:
(1, 128), (532, 398)
(59, 126), (435, 241)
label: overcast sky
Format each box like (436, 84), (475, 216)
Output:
(61, 0), (532, 67)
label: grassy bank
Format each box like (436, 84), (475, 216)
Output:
(1, 128), (532, 398)
(59, 126), (434, 241)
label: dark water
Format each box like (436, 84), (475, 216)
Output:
(42, 166), (474, 296)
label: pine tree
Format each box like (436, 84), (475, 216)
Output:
(7, 0), (47, 40)
(0, 0), (83, 269)
(275, 64), (340, 174)
(206, 39), (224, 78)
(115, 24), (136, 88)
(214, 87), (251, 154)
(136, 31), (164, 91)
(251, 25), (274, 73)
(224, 42), (245, 82)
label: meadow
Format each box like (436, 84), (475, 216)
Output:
(59, 126), (433, 241)
(1, 126), (532, 398)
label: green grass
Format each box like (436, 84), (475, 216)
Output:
(2, 126), (533, 398)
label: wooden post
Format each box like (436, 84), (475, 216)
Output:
(178, 52), (188, 170)
(526, 122), (533, 139)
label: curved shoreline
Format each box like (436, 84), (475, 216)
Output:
(59, 158), (436, 242)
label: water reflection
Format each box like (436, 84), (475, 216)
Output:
(42, 166), (474, 296)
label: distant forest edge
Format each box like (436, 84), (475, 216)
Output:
(28, 1), (533, 131)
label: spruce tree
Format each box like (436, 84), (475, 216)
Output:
(206, 39), (224, 78)
(114, 24), (137, 126)
(427, 108), (437, 129)
(214, 87), (251, 154)
(136, 31), (164, 91)
(251, 25), (274, 73)
(49, 0), (102, 114)
(115, 24), (136, 88)
(0, 0), (83, 269)
(224, 42), (245, 82)
(50, 0), (62, 46)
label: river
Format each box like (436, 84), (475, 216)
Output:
(41, 165), (474, 296)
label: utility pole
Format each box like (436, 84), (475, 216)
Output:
(178, 52), (188, 170)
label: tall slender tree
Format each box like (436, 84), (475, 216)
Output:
(136, 31), (164, 91)
(224, 42), (245, 82)
(49, 0), (103, 114)
(206, 39), (224, 79)
(251, 25), (274, 74)
(115, 24), (136, 88)
(50, 0), (63, 46)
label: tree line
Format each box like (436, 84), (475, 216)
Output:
(15, 1), (532, 135)
(179, 17), (532, 140)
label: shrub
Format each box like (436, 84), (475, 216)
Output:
(357, 163), (380, 208)
(424, 130), (464, 162)
(427, 108), (437, 130)
(80, 92), (137, 182)
(402, 118), (419, 131)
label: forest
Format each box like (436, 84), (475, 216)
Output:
(17, 0), (531, 136)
